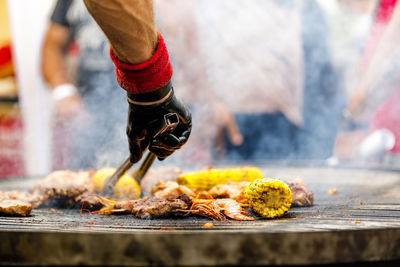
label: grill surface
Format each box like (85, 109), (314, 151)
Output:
(1, 165), (400, 266)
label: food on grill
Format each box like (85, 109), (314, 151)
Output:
(0, 166), (314, 220)
(287, 180), (314, 207)
(86, 192), (254, 221)
(0, 190), (43, 208)
(328, 188), (338, 195)
(140, 166), (182, 194)
(203, 222), (214, 228)
(33, 170), (94, 193)
(184, 173), (312, 213)
(150, 181), (255, 221)
(85, 195), (190, 219)
(93, 168), (141, 200)
(208, 179), (313, 208)
(208, 181), (249, 202)
(0, 199), (32, 216)
(151, 173), (313, 219)
(184, 198), (254, 221)
(244, 178), (292, 218)
(176, 166), (263, 191)
(151, 181), (196, 198)
(0, 170), (93, 214)
(31, 170), (93, 208)
(77, 193), (104, 211)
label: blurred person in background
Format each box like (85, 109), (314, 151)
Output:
(334, 0), (400, 165)
(296, 0), (345, 160)
(158, 0), (344, 162)
(318, 0), (379, 103)
(48, 0), (342, 167)
(42, 0), (128, 171)
(154, 0), (242, 165)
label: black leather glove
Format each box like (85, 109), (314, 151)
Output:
(127, 81), (192, 163)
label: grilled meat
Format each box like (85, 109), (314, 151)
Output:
(86, 195), (190, 219)
(0, 170), (94, 216)
(77, 193), (104, 211)
(0, 190), (44, 208)
(0, 199), (32, 217)
(32, 170), (94, 194)
(287, 179), (314, 207)
(129, 196), (190, 219)
(29, 170), (94, 208)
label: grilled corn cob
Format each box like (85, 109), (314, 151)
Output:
(93, 168), (141, 200)
(176, 166), (263, 191)
(244, 178), (292, 218)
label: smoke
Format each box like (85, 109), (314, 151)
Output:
(49, 0), (386, 172)
(53, 67), (128, 172)
(155, 0), (377, 166)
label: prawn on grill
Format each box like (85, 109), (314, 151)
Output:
(182, 197), (254, 221)
(151, 181), (197, 199)
(208, 181), (250, 202)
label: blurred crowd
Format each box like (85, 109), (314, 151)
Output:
(41, 0), (400, 170)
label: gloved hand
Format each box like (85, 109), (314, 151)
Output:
(127, 81), (192, 163)
(110, 33), (191, 163)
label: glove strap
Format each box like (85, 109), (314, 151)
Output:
(110, 33), (173, 94)
(127, 81), (173, 106)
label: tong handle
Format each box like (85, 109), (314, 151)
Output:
(103, 112), (179, 196)
(103, 157), (133, 195)
(133, 152), (156, 183)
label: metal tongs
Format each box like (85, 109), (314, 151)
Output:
(103, 113), (179, 196)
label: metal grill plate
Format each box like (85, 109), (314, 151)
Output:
(1, 165), (400, 266)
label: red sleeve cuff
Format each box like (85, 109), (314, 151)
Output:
(110, 33), (173, 94)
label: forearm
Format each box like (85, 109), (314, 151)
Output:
(83, 0), (158, 64)
(41, 24), (70, 88)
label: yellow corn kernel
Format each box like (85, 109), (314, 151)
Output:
(93, 168), (141, 200)
(244, 178), (292, 218)
(176, 166), (263, 191)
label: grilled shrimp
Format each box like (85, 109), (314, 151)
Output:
(208, 181), (250, 202)
(81, 195), (133, 215)
(152, 181), (197, 199)
(213, 199), (254, 221)
(186, 197), (254, 221)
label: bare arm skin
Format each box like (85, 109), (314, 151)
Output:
(83, 0), (158, 64)
(41, 23), (85, 119)
(41, 23), (70, 88)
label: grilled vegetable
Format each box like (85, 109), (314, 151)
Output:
(244, 178), (292, 218)
(176, 167), (263, 191)
(93, 168), (141, 200)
